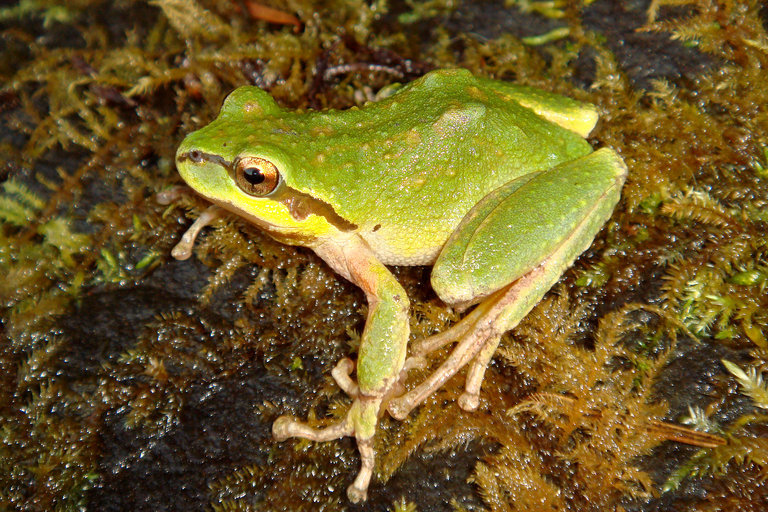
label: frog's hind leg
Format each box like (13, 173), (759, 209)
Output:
(409, 292), (499, 357)
(388, 149), (627, 420)
(458, 333), (502, 410)
(272, 413), (353, 443)
(388, 265), (548, 420)
(395, 290), (505, 412)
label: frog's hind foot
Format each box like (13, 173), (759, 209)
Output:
(456, 333), (501, 411)
(407, 296), (493, 358)
(388, 291), (509, 420)
(387, 321), (502, 420)
(389, 267), (551, 420)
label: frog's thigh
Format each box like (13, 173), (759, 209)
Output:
(431, 147), (627, 309)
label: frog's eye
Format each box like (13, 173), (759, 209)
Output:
(234, 156), (280, 196)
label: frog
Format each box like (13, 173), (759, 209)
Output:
(170, 68), (628, 502)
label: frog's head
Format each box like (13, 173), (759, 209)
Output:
(175, 87), (352, 245)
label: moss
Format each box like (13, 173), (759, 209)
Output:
(1, 0), (767, 510)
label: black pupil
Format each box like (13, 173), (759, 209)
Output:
(243, 167), (265, 185)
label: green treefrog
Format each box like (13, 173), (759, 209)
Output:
(171, 68), (627, 502)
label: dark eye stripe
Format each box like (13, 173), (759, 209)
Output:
(177, 150), (228, 169)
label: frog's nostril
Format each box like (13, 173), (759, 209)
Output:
(188, 150), (203, 163)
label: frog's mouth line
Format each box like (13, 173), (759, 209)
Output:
(177, 150), (357, 233)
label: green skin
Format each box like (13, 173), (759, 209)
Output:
(173, 68), (627, 502)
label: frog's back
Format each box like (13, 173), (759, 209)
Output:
(287, 69), (596, 265)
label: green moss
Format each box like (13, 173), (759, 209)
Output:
(2, 0), (768, 509)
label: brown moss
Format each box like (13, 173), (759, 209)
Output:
(2, 0), (768, 510)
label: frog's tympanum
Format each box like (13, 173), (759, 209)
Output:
(173, 68), (627, 502)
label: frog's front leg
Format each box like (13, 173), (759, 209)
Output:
(272, 235), (409, 503)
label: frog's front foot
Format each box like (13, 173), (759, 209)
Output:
(272, 359), (388, 503)
(272, 396), (380, 503)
